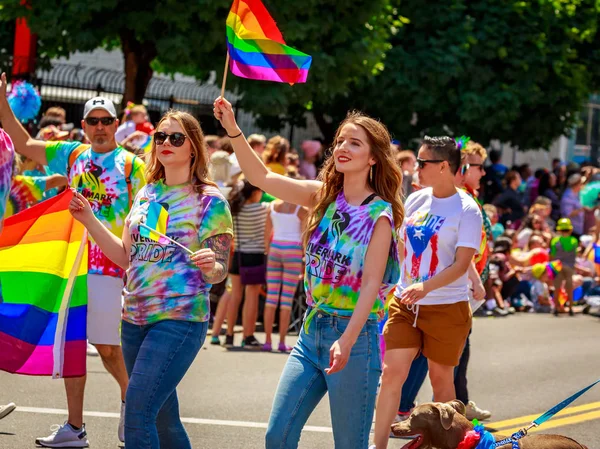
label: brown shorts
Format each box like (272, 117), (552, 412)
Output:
(384, 297), (472, 366)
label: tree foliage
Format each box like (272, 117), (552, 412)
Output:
(0, 0), (229, 106)
(305, 0), (600, 149)
(0, 0), (391, 114)
(1, 0), (599, 150)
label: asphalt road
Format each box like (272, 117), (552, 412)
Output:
(1, 312), (599, 449)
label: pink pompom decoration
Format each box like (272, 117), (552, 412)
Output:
(456, 430), (481, 449)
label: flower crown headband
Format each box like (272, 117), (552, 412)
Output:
(455, 135), (471, 151)
(124, 101), (136, 116)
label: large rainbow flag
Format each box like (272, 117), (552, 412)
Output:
(226, 0), (312, 85)
(0, 190), (88, 378)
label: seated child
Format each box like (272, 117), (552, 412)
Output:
(531, 263), (553, 313)
(488, 236), (521, 314)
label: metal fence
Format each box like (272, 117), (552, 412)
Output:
(7, 57), (323, 147)
(33, 62), (233, 136)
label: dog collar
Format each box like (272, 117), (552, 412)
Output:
(457, 422), (498, 449)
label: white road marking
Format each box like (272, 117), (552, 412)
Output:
(15, 406), (333, 433)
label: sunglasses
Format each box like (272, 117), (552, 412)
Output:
(469, 163), (485, 172)
(154, 131), (187, 147)
(85, 117), (116, 126)
(416, 158), (445, 169)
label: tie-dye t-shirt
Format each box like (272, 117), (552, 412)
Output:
(395, 187), (482, 305)
(124, 181), (233, 325)
(305, 191), (400, 318)
(0, 129), (14, 227)
(23, 167), (60, 199)
(45, 141), (146, 277)
(464, 185), (491, 282)
(5, 175), (46, 217)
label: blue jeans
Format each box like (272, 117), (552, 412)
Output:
(266, 311), (381, 449)
(121, 319), (208, 449)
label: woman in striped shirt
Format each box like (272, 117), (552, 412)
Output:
(224, 179), (268, 349)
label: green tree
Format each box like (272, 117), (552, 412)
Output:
(0, 0), (392, 116)
(0, 0), (230, 107)
(315, 0), (600, 149)
(0, 16), (14, 71)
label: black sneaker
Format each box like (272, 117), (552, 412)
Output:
(241, 335), (262, 350)
(224, 335), (234, 348)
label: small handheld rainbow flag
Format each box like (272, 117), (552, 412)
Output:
(226, 0), (312, 85)
(140, 202), (169, 244)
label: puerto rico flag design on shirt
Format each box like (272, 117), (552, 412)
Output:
(404, 211), (446, 283)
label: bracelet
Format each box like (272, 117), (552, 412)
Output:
(227, 131), (243, 139)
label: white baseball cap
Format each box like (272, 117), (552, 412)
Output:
(83, 97), (117, 119)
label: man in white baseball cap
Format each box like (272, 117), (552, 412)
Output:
(83, 96), (118, 119)
(0, 72), (146, 447)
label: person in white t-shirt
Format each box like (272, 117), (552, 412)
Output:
(374, 136), (482, 449)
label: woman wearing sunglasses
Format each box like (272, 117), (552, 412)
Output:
(69, 110), (233, 449)
(214, 97), (402, 448)
(374, 136), (483, 449)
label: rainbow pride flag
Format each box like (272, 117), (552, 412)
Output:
(226, 0), (312, 85)
(0, 190), (88, 378)
(140, 202), (170, 244)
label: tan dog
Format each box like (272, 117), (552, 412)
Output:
(390, 400), (588, 449)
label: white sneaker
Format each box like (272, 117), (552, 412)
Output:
(465, 401), (492, 421)
(0, 402), (16, 420)
(36, 422), (89, 448)
(118, 402), (125, 443)
(86, 342), (99, 357)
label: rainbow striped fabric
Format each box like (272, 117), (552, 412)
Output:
(226, 0), (312, 85)
(0, 190), (88, 378)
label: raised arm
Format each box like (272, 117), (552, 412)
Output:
(45, 174), (68, 191)
(213, 97), (322, 208)
(0, 73), (48, 165)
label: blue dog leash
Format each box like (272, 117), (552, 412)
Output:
(474, 377), (600, 448)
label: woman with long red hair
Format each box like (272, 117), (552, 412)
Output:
(214, 97), (402, 448)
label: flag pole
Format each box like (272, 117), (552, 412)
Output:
(139, 223), (193, 255)
(221, 51), (230, 99)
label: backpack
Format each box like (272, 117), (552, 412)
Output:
(68, 144), (136, 209)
